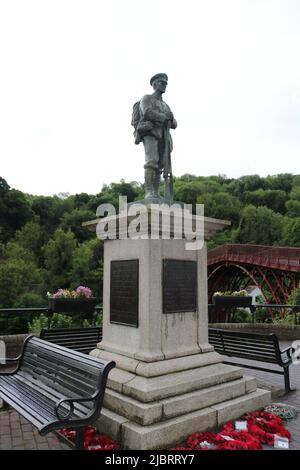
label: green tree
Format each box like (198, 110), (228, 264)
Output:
(0, 178), (34, 242)
(289, 186), (300, 201)
(14, 221), (45, 263)
(244, 189), (287, 214)
(281, 218), (300, 247)
(31, 195), (73, 235)
(198, 192), (241, 225)
(207, 229), (234, 250)
(70, 239), (103, 301)
(234, 205), (283, 245)
(288, 283), (300, 307)
(43, 229), (77, 290)
(0, 248), (43, 308)
(227, 175), (264, 199)
(60, 208), (95, 242)
(286, 200), (300, 217)
(264, 173), (294, 193)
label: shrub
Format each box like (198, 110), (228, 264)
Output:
(231, 309), (253, 323)
(272, 313), (295, 325)
(28, 313), (73, 335)
(28, 314), (49, 335)
(82, 313), (103, 328)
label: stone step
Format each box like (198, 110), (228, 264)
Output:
(92, 349), (222, 377)
(97, 388), (271, 450)
(161, 375), (257, 421)
(121, 362), (244, 402)
(103, 375), (257, 425)
(211, 387), (271, 427)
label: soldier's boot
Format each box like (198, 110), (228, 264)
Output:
(144, 168), (156, 201)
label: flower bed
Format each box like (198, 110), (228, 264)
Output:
(58, 406), (294, 450)
(58, 426), (120, 450)
(170, 409), (292, 451)
(212, 290), (252, 308)
(47, 286), (96, 314)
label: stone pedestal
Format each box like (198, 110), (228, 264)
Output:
(85, 210), (270, 449)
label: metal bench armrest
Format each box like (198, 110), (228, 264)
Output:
(54, 395), (97, 421)
(0, 355), (21, 363)
(280, 346), (293, 364)
(0, 355), (22, 372)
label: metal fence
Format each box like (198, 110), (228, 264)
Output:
(208, 303), (300, 324)
(0, 306), (102, 335)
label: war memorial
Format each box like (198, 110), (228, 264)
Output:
(83, 74), (271, 449)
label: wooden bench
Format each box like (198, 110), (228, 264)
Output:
(40, 326), (103, 354)
(208, 328), (294, 393)
(0, 335), (115, 449)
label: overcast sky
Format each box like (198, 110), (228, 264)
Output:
(0, 0), (300, 196)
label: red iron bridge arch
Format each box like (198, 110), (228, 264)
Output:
(208, 244), (300, 316)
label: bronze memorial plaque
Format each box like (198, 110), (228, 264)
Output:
(163, 259), (197, 313)
(110, 259), (139, 327)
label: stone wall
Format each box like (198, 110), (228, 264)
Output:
(209, 323), (300, 341)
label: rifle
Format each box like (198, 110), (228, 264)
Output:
(163, 120), (173, 204)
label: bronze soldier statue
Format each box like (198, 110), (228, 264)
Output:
(132, 73), (177, 203)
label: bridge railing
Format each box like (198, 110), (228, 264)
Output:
(208, 243), (300, 268)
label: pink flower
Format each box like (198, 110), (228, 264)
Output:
(75, 286), (93, 298)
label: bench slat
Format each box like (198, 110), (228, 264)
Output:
(0, 336), (115, 439)
(15, 372), (93, 417)
(40, 327), (103, 355)
(22, 350), (97, 387)
(209, 338), (277, 353)
(208, 328), (293, 392)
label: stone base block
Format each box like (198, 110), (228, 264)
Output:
(98, 406), (217, 450)
(97, 388), (271, 450)
(106, 363), (244, 403)
(103, 376), (257, 425)
(91, 348), (222, 377)
(211, 388), (271, 426)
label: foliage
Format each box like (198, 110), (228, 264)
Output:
(28, 313), (74, 335)
(285, 199), (300, 217)
(43, 229), (77, 291)
(27, 311), (100, 335)
(231, 309), (253, 323)
(60, 208), (95, 242)
(207, 229), (233, 250)
(82, 313), (103, 327)
(0, 179), (34, 242)
(198, 192), (241, 225)
(0, 245), (43, 308)
(27, 314), (50, 335)
(14, 222), (46, 264)
(70, 239), (103, 300)
(271, 313), (295, 325)
(287, 283), (300, 307)
(2, 172), (300, 333)
(252, 295), (270, 323)
(281, 218), (300, 247)
(244, 189), (287, 214)
(234, 205), (283, 245)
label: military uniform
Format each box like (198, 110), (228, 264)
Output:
(135, 73), (177, 201)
